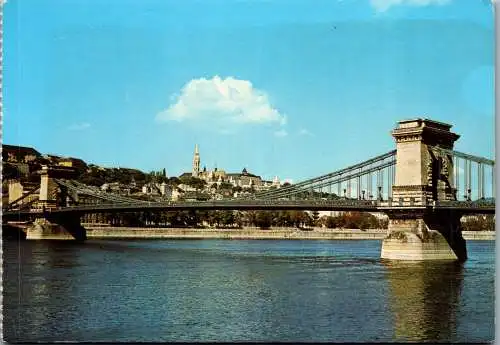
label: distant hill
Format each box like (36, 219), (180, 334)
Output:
(2, 144), (150, 187)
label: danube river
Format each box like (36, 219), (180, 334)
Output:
(3, 239), (494, 342)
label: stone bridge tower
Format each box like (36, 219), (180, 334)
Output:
(381, 119), (467, 261)
(39, 166), (59, 210)
(391, 119), (459, 205)
(38, 165), (80, 210)
(28, 165), (86, 240)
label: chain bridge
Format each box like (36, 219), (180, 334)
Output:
(3, 118), (496, 261)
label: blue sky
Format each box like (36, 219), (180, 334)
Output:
(4, 0), (494, 182)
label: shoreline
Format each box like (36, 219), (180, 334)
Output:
(83, 226), (495, 241)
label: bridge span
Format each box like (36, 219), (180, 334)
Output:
(3, 118), (496, 262)
(3, 199), (494, 219)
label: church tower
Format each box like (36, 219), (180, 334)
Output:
(192, 144), (200, 177)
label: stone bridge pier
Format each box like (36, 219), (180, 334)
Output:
(26, 166), (86, 240)
(27, 213), (87, 241)
(381, 119), (466, 261)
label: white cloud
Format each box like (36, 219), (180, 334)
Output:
(274, 129), (288, 137)
(68, 123), (91, 131)
(156, 76), (287, 129)
(370, 0), (451, 12)
(298, 128), (313, 136)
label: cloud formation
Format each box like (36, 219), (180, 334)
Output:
(370, 0), (451, 12)
(298, 128), (313, 136)
(157, 76), (287, 130)
(274, 129), (288, 137)
(68, 122), (91, 131)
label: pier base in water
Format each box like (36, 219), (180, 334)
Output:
(380, 209), (466, 262)
(26, 217), (86, 241)
(381, 231), (458, 261)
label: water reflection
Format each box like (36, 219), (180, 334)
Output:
(383, 261), (464, 342)
(3, 241), (84, 342)
(4, 240), (491, 342)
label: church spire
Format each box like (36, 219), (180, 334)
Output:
(192, 144), (200, 177)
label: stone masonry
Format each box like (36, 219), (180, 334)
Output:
(381, 119), (466, 261)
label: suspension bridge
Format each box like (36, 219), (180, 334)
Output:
(3, 118), (496, 261)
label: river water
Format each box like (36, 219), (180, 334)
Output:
(2, 239), (494, 342)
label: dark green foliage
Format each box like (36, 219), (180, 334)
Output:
(179, 176), (206, 190)
(218, 182), (234, 190)
(461, 215), (495, 231)
(319, 212), (387, 230)
(3, 163), (22, 180)
(254, 211), (273, 229)
(78, 166), (147, 187)
(145, 170), (168, 184)
(87, 210), (392, 230)
(168, 177), (181, 186)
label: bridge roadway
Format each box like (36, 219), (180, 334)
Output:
(2, 199), (495, 220)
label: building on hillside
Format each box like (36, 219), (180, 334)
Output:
(226, 168), (262, 189)
(44, 154), (63, 164)
(43, 154), (88, 173)
(57, 157), (88, 172)
(100, 182), (130, 195)
(141, 182), (172, 198)
(181, 144), (281, 191)
(177, 183), (197, 193)
(180, 190), (210, 201)
(3, 145), (41, 163)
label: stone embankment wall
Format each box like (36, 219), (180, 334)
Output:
(83, 226), (495, 241)
(461, 231), (495, 240)
(85, 227), (386, 240)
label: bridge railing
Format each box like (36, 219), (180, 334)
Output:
(255, 150), (396, 200)
(431, 147), (495, 202)
(55, 179), (152, 205)
(434, 199), (495, 209)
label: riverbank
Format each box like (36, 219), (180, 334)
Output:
(462, 231), (496, 240)
(84, 226), (495, 241)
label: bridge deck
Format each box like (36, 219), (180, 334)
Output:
(3, 199), (495, 219)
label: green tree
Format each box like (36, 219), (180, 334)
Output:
(234, 211), (244, 228)
(324, 216), (338, 229)
(168, 177), (181, 186)
(462, 214), (495, 231)
(220, 210), (235, 227)
(255, 211), (272, 229)
(312, 211), (320, 226)
(180, 176), (206, 190)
